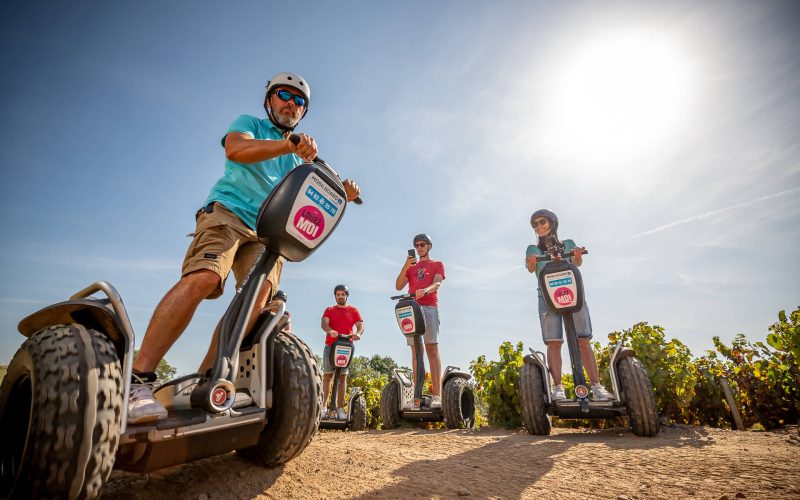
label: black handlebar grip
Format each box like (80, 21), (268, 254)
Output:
(540, 249), (589, 262)
(289, 134), (363, 205)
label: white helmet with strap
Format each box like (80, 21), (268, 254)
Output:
(264, 72), (311, 132)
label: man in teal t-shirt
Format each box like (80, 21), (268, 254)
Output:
(125, 72), (361, 425)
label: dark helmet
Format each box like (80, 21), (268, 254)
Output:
(334, 284), (349, 296)
(413, 233), (432, 247)
(273, 290), (287, 302)
(263, 72), (311, 132)
(530, 209), (558, 234)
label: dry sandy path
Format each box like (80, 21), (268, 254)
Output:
(104, 425), (799, 499)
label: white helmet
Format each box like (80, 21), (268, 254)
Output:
(263, 72), (311, 132)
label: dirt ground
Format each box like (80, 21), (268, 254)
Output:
(103, 425), (800, 500)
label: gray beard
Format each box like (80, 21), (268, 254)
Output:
(272, 108), (300, 129)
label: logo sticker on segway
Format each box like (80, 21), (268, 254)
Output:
(543, 269), (579, 310)
(286, 172), (345, 248)
(212, 388), (227, 405)
(334, 345), (352, 367)
(396, 306), (416, 335)
(292, 205), (325, 240)
(554, 287), (574, 306)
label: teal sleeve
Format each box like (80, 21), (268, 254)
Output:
(220, 114), (259, 146)
(526, 244), (544, 257)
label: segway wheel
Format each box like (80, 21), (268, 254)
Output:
(519, 363), (551, 435)
(379, 380), (401, 430)
(443, 377), (475, 429)
(350, 395), (367, 431)
(0, 324), (123, 499)
(617, 356), (659, 437)
(237, 332), (322, 466)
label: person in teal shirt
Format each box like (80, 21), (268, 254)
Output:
(126, 72), (361, 425)
(525, 209), (613, 401)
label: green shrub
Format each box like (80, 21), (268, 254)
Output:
(710, 307), (800, 429)
(469, 307), (799, 430)
(470, 341), (524, 427)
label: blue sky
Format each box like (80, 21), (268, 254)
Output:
(2, 1), (798, 376)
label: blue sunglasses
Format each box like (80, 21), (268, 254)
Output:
(274, 89), (307, 107)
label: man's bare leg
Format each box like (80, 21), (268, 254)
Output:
(425, 343), (442, 397)
(578, 338), (601, 385)
(547, 341), (564, 385)
(134, 270), (220, 374)
(198, 281), (273, 374)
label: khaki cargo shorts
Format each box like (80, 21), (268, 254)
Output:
(182, 202), (283, 299)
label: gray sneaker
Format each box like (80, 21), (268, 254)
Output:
(232, 390), (254, 409)
(430, 395), (442, 408)
(128, 374), (168, 424)
(592, 384), (614, 401)
(551, 384), (567, 401)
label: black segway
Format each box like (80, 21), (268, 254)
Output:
(319, 334), (367, 431)
(0, 137), (361, 498)
(519, 238), (659, 436)
(379, 294), (475, 429)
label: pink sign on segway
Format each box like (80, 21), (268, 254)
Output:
(401, 318), (414, 333)
(292, 205), (325, 241)
(554, 287), (575, 306)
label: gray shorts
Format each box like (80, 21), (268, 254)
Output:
(322, 345), (349, 375)
(538, 294), (592, 343)
(406, 306), (440, 346)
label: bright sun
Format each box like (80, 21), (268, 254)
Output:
(539, 31), (695, 166)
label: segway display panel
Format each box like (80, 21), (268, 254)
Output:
(395, 299), (426, 338)
(539, 259), (585, 314)
(256, 163), (347, 262)
(330, 339), (354, 368)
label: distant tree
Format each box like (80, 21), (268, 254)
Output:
(367, 354), (399, 378)
(133, 350), (177, 382)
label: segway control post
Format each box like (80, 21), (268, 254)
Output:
(391, 294), (427, 405)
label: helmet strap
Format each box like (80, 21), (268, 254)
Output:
(264, 93), (297, 133)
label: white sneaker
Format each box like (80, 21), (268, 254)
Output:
(337, 407), (347, 420)
(592, 384), (614, 401)
(128, 374), (168, 424)
(551, 384), (567, 401)
(430, 395), (442, 408)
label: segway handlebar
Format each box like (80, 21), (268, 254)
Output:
(538, 249), (588, 262)
(289, 134), (362, 205)
(390, 291), (429, 301)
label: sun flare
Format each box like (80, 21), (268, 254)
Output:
(539, 31), (695, 166)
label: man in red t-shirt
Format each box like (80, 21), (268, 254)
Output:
(321, 284), (364, 419)
(394, 233), (445, 408)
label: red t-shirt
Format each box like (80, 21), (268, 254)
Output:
(405, 259), (446, 307)
(322, 305), (363, 346)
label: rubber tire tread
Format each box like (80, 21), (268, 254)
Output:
(443, 378), (475, 429)
(618, 356), (660, 437)
(519, 363), (551, 435)
(236, 332), (322, 466)
(0, 324), (122, 499)
(379, 380), (401, 430)
(350, 396), (367, 431)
